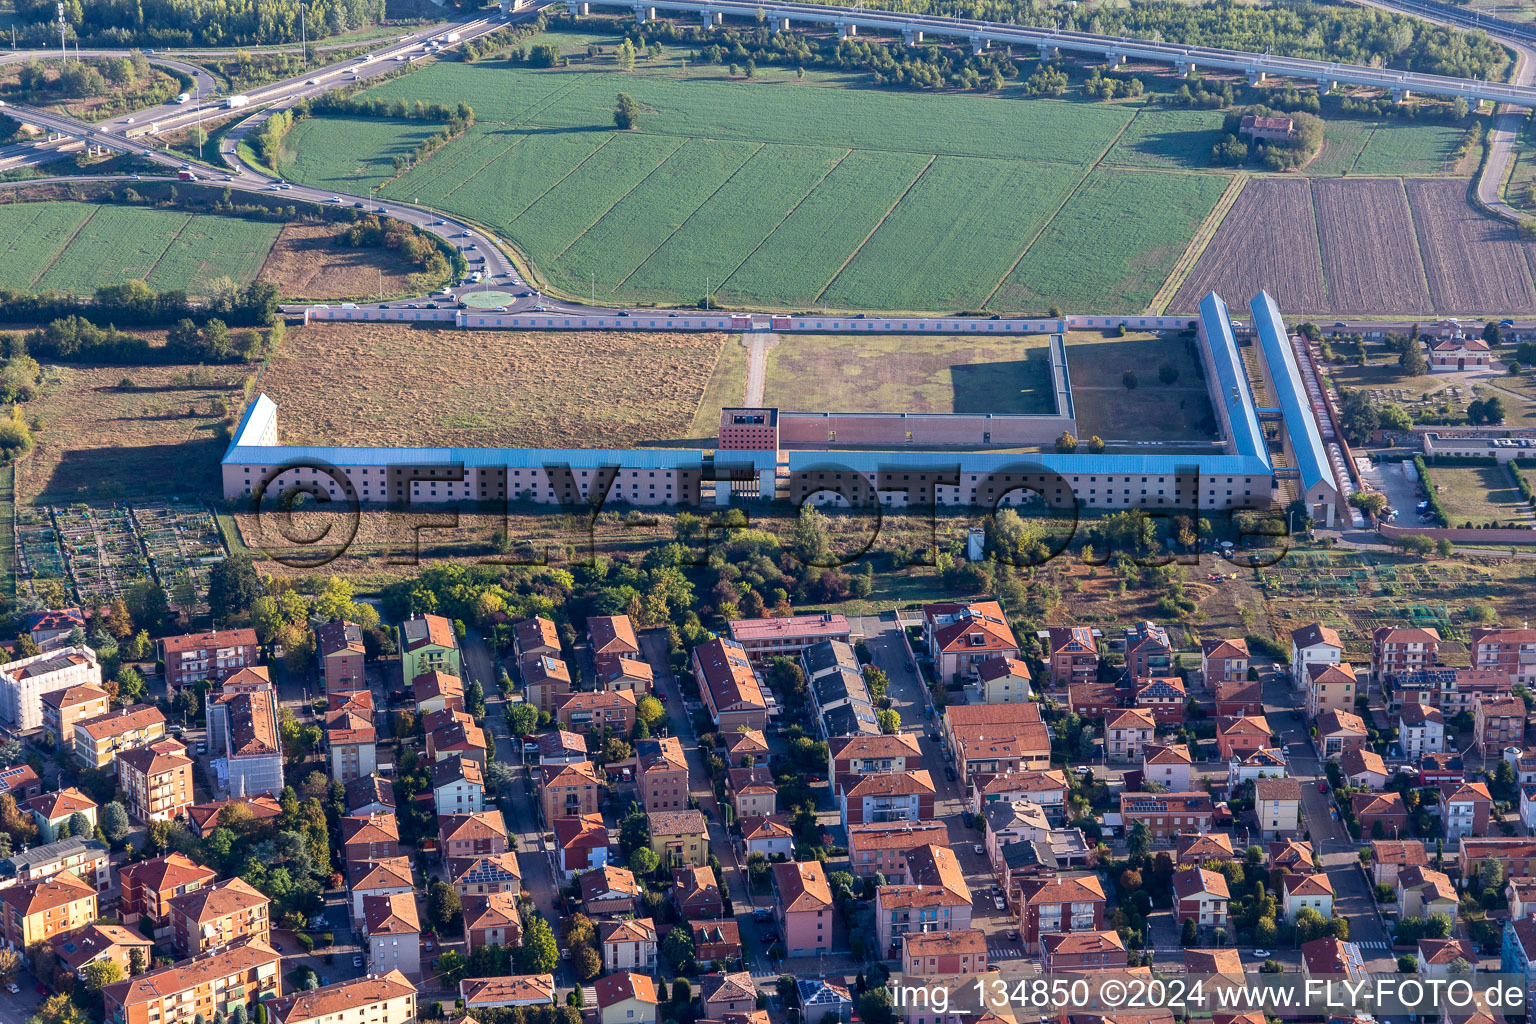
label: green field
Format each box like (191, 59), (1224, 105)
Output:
(1103, 108), (1225, 169)
(760, 333), (1056, 414)
(0, 202), (282, 296)
(1350, 122), (1469, 176)
(1428, 465), (1534, 526)
(992, 168), (1231, 313)
(1305, 120), (1375, 176)
(278, 117), (448, 195)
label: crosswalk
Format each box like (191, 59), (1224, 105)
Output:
(990, 947), (1026, 960)
(1355, 940), (1392, 951)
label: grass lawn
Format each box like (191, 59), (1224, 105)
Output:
(18, 362), (255, 505)
(278, 117), (449, 195)
(1350, 122), (1470, 176)
(759, 333), (1056, 415)
(689, 336), (750, 441)
(1305, 120), (1374, 176)
(1427, 464), (1533, 526)
(1102, 108), (1225, 170)
(1063, 330), (1218, 441)
(261, 321), (734, 448)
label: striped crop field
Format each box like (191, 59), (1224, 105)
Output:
(0, 202), (282, 296)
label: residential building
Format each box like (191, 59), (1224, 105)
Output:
(412, 670), (464, 715)
(1340, 748), (1388, 790)
(1369, 840), (1428, 887)
(924, 602), (1020, 683)
(1398, 703), (1445, 760)
(428, 762), (484, 822)
(207, 670), (283, 798)
(796, 980), (853, 1024)
(974, 656), (1032, 704)
(693, 637), (770, 731)
(556, 689), (638, 733)
(345, 775), (395, 817)
(1253, 777), (1302, 841)
(0, 869), (97, 947)
(1306, 663), (1358, 719)
(513, 616), (561, 663)
(1352, 792), (1410, 839)
(588, 615), (641, 660)
(101, 938), (282, 1024)
(1269, 839), (1314, 873)
(1016, 875), (1107, 953)
(1418, 937), (1478, 976)
(1282, 873), (1335, 922)
(1142, 744), (1192, 791)
(183, 795), (283, 838)
(349, 858), (415, 929)
(1133, 676), (1186, 723)
(1397, 865), (1458, 921)
(323, 689), (377, 783)
(74, 704), (167, 769)
(40, 684), (108, 751)
(1504, 916), (1536, 1006)
(463, 891), (524, 954)
(23, 787), (97, 837)
(425, 710), (488, 765)
(0, 835), (110, 892)
(729, 613), (852, 662)
(539, 729), (589, 765)
(1118, 792), (1214, 841)
(1105, 709), (1157, 763)
(599, 917), (658, 972)
(875, 844), (972, 957)
(1290, 623), (1343, 686)
(807, 651), (878, 740)
(699, 973), (757, 1019)
(1042, 930), (1128, 973)
(169, 877), (270, 957)
(580, 866), (641, 917)
(772, 860), (833, 956)
(649, 809), (709, 867)
(828, 733), (923, 777)
(723, 728), (770, 766)
(436, 806), (505, 854)
(1472, 627), (1536, 686)
(553, 813), (609, 878)
(158, 629), (259, 693)
(400, 614), (460, 681)
(727, 765), (777, 819)
(116, 738), (193, 822)
(1476, 697), (1527, 757)
(1201, 639), (1250, 684)
(1226, 748), (1288, 795)
(943, 704), (1051, 776)
(1067, 680), (1124, 718)
(1214, 679), (1264, 717)
(0, 646), (101, 731)
(595, 972), (659, 1024)
(22, 608), (84, 652)
(1044, 628), (1099, 688)
(269, 971), (416, 1024)
(50, 922), (153, 981)
(1301, 937), (1364, 983)
(638, 736), (689, 813)
(1216, 715), (1271, 759)
(460, 975), (557, 1012)
(1175, 833), (1236, 866)
(847, 821), (949, 878)
(1314, 709), (1368, 759)
(1440, 781), (1493, 840)
(522, 655), (573, 714)
(446, 851), (522, 898)
(362, 892), (421, 979)
(341, 812), (400, 875)
(1173, 867), (1230, 936)
(1391, 667), (1513, 715)
(1372, 627), (1441, 680)
(901, 929), (989, 976)
(316, 620), (366, 692)
(692, 919), (742, 969)
(594, 654), (653, 695)
(969, 769), (1069, 822)
(839, 769), (935, 826)
(1124, 621), (1173, 679)
(0, 764), (42, 802)
(119, 852), (217, 930)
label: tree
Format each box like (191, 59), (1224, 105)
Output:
(629, 846), (660, 876)
(663, 922), (697, 973)
(27, 994), (87, 1024)
(1123, 369), (1138, 390)
(614, 92), (639, 130)
(1158, 362), (1179, 385)
(1181, 917), (1198, 946)
(207, 555), (260, 624)
(572, 943), (601, 981)
(0, 947), (20, 983)
(876, 708), (900, 734)
(1399, 342), (1428, 376)
(434, 949), (467, 985)
(561, 913), (596, 950)
(616, 39), (636, 71)
(1483, 321), (1503, 347)
(508, 702), (539, 737)
(1397, 954), (1417, 973)
(636, 695), (666, 729)
(82, 959), (125, 992)
(1127, 820), (1152, 859)
(68, 810), (92, 841)
(428, 880), (462, 931)
(516, 915), (559, 973)
(128, 946), (147, 976)
(1055, 431), (1078, 453)
(1349, 491), (1389, 518)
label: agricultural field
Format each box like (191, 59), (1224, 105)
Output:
(1102, 108), (1225, 170)
(1350, 121), (1473, 176)
(1425, 464), (1534, 527)
(1312, 178), (1431, 314)
(1171, 177), (1327, 312)
(1404, 178), (1536, 313)
(1063, 329), (1219, 443)
(759, 333), (1056, 415)
(16, 361), (256, 505)
(0, 202), (282, 297)
(277, 116), (449, 195)
(261, 322), (732, 448)
(1304, 120), (1374, 177)
(994, 168), (1230, 313)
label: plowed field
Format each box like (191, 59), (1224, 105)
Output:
(1313, 178), (1430, 314)
(1405, 178), (1536, 314)
(1171, 178), (1326, 312)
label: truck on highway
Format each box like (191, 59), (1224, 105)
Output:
(175, 93), (191, 104)
(177, 169), (197, 181)
(440, 31), (461, 42)
(226, 94), (250, 109)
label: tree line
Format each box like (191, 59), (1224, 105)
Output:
(0, 278), (278, 329)
(12, 0), (384, 47)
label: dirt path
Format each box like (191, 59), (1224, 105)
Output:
(743, 331), (779, 406)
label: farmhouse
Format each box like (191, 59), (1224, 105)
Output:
(1238, 114), (1295, 140)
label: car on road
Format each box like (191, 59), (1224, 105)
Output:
(329, 196), (342, 203)
(1333, 321), (1348, 328)
(352, 956), (364, 968)
(993, 895), (1006, 911)
(196, 742), (207, 754)
(141, 149), (153, 156)
(1252, 949), (1271, 958)
(522, 741), (539, 754)
(656, 690), (667, 702)
(280, 183), (292, 189)
(36, 984), (50, 996)
(1317, 781), (1328, 793)
(974, 844), (985, 855)
(435, 219), (447, 225)
(944, 765), (956, 780)
(306, 78), (318, 85)
(1006, 930), (1020, 941)
(1502, 319), (1516, 327)
(4, 983), (17, 995)
(353, 201), (365, 209)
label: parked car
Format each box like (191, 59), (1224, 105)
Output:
(1253, 949), (1271, 958)
(1317, 781), (1328, 793)
(4, 983), (17, 994)
(352, 955), (363, 968)
(993, 895), (1006, 911)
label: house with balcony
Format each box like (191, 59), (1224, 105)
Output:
(838, 769), (936, 827)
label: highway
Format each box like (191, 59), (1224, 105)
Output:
(595, 0), (1536, 105)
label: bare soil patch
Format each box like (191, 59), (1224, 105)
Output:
(1312, 178), (1431, 314)
(257, 223), (422, 300)
(1405, 178), (1536, 314)
(1172, 178), (1327, 313)
(261, 321), (732, 448)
